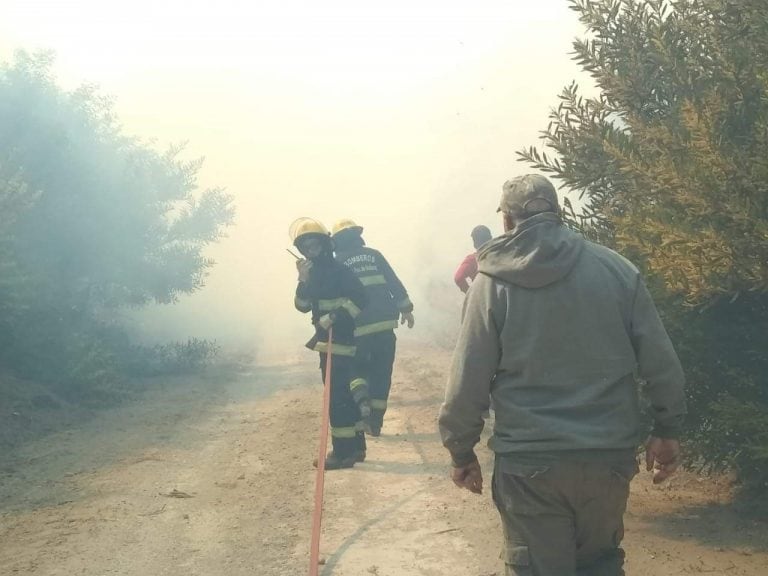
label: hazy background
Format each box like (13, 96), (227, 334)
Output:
(0, 0), (589, 361)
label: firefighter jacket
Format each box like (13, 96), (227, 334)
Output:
(294, 258), (368, 357)
(334, 238), (413, 337)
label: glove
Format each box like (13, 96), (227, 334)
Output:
(400, 311), (415, 329)
(318, 313), (334, 330)
(296, 259), (313, 282)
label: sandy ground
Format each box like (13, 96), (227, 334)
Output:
(1, 344), (767, 576)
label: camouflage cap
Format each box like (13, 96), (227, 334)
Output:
(497, 174), (559, 215)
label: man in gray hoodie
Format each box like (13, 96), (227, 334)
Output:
(438, 174), (686, 576)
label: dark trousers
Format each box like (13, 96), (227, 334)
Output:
(492, 452), (638, 576)
(319, 354), (364, 458)
(355, 331), (396, 427)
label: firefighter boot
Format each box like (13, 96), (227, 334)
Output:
(314, 451), (356, 470)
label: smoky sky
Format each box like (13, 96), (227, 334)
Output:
(1, 0), (590, 359)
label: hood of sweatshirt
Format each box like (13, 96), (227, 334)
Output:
(477, 213), (584, 288)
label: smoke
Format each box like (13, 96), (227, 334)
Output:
(1, 0), (589, 363)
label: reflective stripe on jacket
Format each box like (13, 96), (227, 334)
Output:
(335, 245), (413, 337)
(295, 259), (368, 355)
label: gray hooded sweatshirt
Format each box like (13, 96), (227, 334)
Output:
(438, 213), (686, 466)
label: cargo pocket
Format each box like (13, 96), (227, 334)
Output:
(504, 545), (531, 575)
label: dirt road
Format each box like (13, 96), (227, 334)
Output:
(1, 344), (766, 575)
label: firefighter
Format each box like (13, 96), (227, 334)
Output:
(331, 219), (415, 436)
(290, 217), (369, 469)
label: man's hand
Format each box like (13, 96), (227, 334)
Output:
(645, 436), (681, 484)
(451, 460), (483, 494)
(297, 259), (312, 282)
(318, 313), (334, 330)
(400, 311), (415, 329)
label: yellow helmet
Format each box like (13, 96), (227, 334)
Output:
(288, 217), (329, 244)
(331, 218), (364, 237)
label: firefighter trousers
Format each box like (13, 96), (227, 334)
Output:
(355, 330), (396, 430)
(319, 353), (365, 458)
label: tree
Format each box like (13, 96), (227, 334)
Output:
(0, 51), (235, 389)
(519, 0), (768, 491)
(0, 161), (37, 353)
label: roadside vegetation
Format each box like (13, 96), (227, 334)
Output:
(0, 51), (235, 448)
(520, 0), (768, 493)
